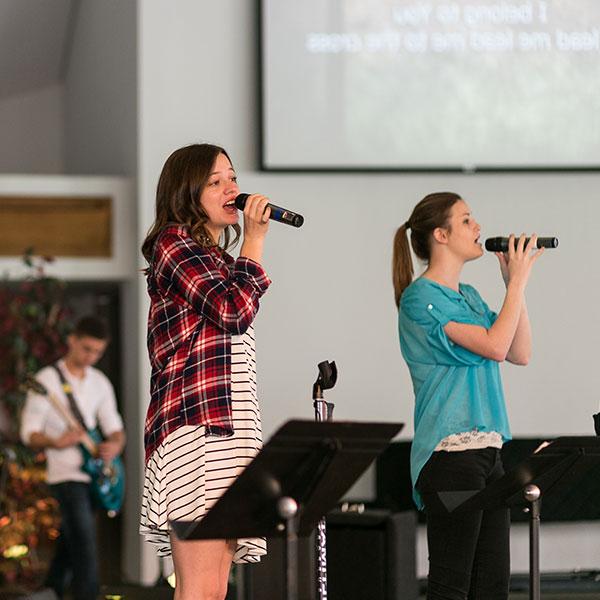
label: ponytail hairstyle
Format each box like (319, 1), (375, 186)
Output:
(392, 192), (462, 306)
(141, 143), (241, 263)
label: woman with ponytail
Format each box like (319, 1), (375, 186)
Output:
(393, 192), (543, 600)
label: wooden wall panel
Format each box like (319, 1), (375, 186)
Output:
(0, 196), (112, 257)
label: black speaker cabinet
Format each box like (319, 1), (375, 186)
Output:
(241, 509), (417, 600)
(327, 510), (418, 600)
(240, 533), (316, 600)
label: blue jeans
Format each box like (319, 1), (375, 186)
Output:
(416, 448), (510, 600)
(45, 481), (99, 600)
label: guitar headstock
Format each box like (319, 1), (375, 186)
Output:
(21, 375), (48, 397)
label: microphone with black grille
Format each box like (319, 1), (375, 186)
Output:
(235, 193), (304, 228)
(484, 237), (558, 252)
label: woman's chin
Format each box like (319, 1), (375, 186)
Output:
(466, 247), (484, 262)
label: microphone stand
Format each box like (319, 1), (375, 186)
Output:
(312, 361), (338, 600)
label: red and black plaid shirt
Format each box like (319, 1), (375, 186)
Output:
(144, 225), (271, 462)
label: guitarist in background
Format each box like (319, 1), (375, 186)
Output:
(20, 316), (126, 600)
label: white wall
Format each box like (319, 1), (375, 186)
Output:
(137, 0), (600, 584)
(64, 0), (137, 176)
(0, 84), (64, 174)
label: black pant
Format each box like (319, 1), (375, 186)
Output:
(417, 448), (510, 600)
(45, 481), (99, 600)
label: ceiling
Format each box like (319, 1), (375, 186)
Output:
(0, 0), (75, 100)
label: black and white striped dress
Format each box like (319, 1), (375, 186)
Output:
(140, 325), (267, 563)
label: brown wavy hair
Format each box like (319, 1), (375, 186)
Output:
(392, 192), (462, 306)
(141, 144), (241, 263)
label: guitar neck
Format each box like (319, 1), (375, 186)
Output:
(45, 391), (98, 456)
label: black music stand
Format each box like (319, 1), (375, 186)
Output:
(441, 436), (600, 600)
(171, 419), (403, 600)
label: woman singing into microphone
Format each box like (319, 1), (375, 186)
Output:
(140, 144), (271, 600)
(392, 193), (543, 600)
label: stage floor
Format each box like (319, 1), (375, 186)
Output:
(5, 580), (596, 599)
(95, 585), (600, 600)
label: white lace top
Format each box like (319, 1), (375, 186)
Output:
(435, 430), (503, 452)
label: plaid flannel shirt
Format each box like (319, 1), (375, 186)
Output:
(144, 225), (271, 462)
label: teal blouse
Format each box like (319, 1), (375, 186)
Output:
(399, 277), (511, 509)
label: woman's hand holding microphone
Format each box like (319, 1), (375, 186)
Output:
(240, 194), (271, 264)
(495, 233), (544, 290)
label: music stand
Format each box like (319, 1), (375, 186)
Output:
(442, 436), (600, 600)
(171, 419), (403, 600)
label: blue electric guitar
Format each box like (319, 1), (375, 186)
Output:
(24, 376), (125, 517)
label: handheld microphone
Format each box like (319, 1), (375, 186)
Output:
(234, 193), (304, 228)
(484, 237), (559, 252)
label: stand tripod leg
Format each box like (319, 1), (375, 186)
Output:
(285, 522), (298, 600)
(279, 497), (299, 600)
(524, 485), (541, 600)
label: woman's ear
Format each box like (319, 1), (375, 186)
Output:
(432, 226), (449, 245)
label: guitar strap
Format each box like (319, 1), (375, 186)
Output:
(52, 363), (87, 430)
